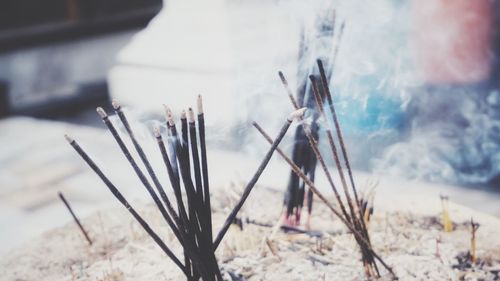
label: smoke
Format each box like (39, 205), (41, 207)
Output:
(238, 0), (500, 186)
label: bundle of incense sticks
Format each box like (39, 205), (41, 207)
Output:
(255, 60), (397, 279)
(65, 96), (305, 281)
(283, 10), (345, 228)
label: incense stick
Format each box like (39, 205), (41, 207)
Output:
(96, 107), (182, 242)
(64, 135), (187, 275)
(58, 191), (93, 246)
(197, 95), (213, 242)
(251, 124), (396, 278)
(213, 108), (307, 249)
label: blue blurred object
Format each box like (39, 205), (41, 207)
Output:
(333, 76), (405, 135)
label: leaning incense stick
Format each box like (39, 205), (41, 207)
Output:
(111, 102), (183, 242)
(58, 191), (93, 246)
(96, 107), (182, 242)
(251, 124), (396, 278)
(213, 108), (307, 249)
(279, 76), (351, 223)
(64, 135), (187, 275)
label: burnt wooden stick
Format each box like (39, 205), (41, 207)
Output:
(316, 60), (376, 270)
(96, 107), (183, 242)
(310, 73), (377, 274)
(111, 102), (185, 243)
(317, 59), (362, 212)
(64, 135), (188, 276)
(197, 95), (213, 242)
(309, 76), (357, 222)
(58, 191), (93, 245)
(279, 71), (318, 224)
(280, 90), (351, 223)
(213, 108), (307, 249)
(252, 124), (396, 278)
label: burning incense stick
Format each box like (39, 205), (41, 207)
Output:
(96, 107), (182, 243)
(69, 98), (302, 281)
(252, 124), (396, 279)
(213, 108), (307, 249)
(64, 135), (187, 275)
(58, 191), (92, 246)
(440, 195), (453, 232)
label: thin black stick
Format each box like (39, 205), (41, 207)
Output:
(58, 191), (93, 246)
(197, 95), (213, 242)
(213, 108), (307, 249)
(64, 135), (188, 276)
(317, 59), (362, 212)
(309, 76), (357, 221)
(252, 124), (396, 279)
(96, 107), (183, 243)
(111, 102), (185, 244)
(280, 78), (351, 223)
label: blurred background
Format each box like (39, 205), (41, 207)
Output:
(0, 0), (499, 255)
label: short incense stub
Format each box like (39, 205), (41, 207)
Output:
(440, 195), (453, 232)
(180, 110), (187, 120)
(287, 107), (307, 121)
(197, 95), (203, 114)
(96, 107), (107, 119)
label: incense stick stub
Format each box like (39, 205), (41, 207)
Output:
(58, 191), (93, 246)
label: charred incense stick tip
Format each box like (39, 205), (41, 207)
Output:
(197, 95), (203, 114)
(188, 107), (195, 123)
(153, 127), (161, 138)
(278, 71), (288, 85)
(96, 107), (107, 119)
(180, 109), (187, 120)
(111, 99), (121, 110)
(288, 107), (307, 121)
(64, 134), (74, 144)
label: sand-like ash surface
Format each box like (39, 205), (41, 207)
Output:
(1, 186), (499, 281)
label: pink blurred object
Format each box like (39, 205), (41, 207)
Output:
(414, 0), (494, 84)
